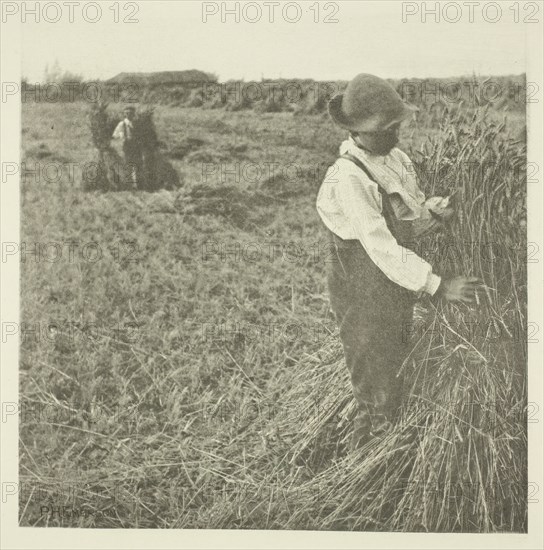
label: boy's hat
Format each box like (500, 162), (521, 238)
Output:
(123, 105), (136, 112)
(328, 73), (418, 132)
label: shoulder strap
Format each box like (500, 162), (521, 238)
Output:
(338, 153), (416, 247)
(339, 153), (386, 196)
(339, 152), (401, 235)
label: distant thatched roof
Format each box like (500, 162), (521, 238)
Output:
(107, 70), (217, 86)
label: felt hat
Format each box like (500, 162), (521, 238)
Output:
(328, 73), (418, 132)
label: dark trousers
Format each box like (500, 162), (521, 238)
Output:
(326, 229), (416, 443)
(123, 142), (143, 187)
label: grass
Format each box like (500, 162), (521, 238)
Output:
(19, 96), (526, 530)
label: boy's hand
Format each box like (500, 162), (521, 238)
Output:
(436, 276), (483, 303)
(431, 205), (454, 222)
(426, 196), (454, 223)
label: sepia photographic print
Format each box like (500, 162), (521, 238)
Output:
(1, 1), (543, 548)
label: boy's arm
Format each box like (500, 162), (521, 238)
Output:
(335, 165), (441, 296)
(397, 149), (453, 222)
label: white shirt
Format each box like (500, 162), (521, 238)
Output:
(112, 118), (134, 140)
(316, 136), (442, 296)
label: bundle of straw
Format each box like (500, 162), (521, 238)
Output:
(206, 107), (527, 532)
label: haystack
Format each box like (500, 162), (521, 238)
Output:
(84, 102), (180, 191)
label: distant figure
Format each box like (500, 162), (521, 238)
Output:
(112, 106), (144, 188)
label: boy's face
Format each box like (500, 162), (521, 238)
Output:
(352, 121), (401, 156)
(124, 109), (135, 120)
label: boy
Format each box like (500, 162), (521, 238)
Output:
(316, 74), (481, 450)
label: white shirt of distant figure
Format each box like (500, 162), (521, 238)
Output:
(112, 118), (135, 141)
(111, 107), (137, 156)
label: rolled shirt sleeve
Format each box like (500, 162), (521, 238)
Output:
(334, 168), (441, 296)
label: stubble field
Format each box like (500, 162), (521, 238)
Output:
(19, 95), (528, 531)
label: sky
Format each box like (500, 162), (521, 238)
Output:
(19, 0), (530, 82)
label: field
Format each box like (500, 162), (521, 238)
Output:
(19, 87), (527, 530)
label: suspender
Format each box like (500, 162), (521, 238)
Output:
(338, 153), (412, 245)
(123, 120), (134, 141)
(339, 153), (386, 198)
